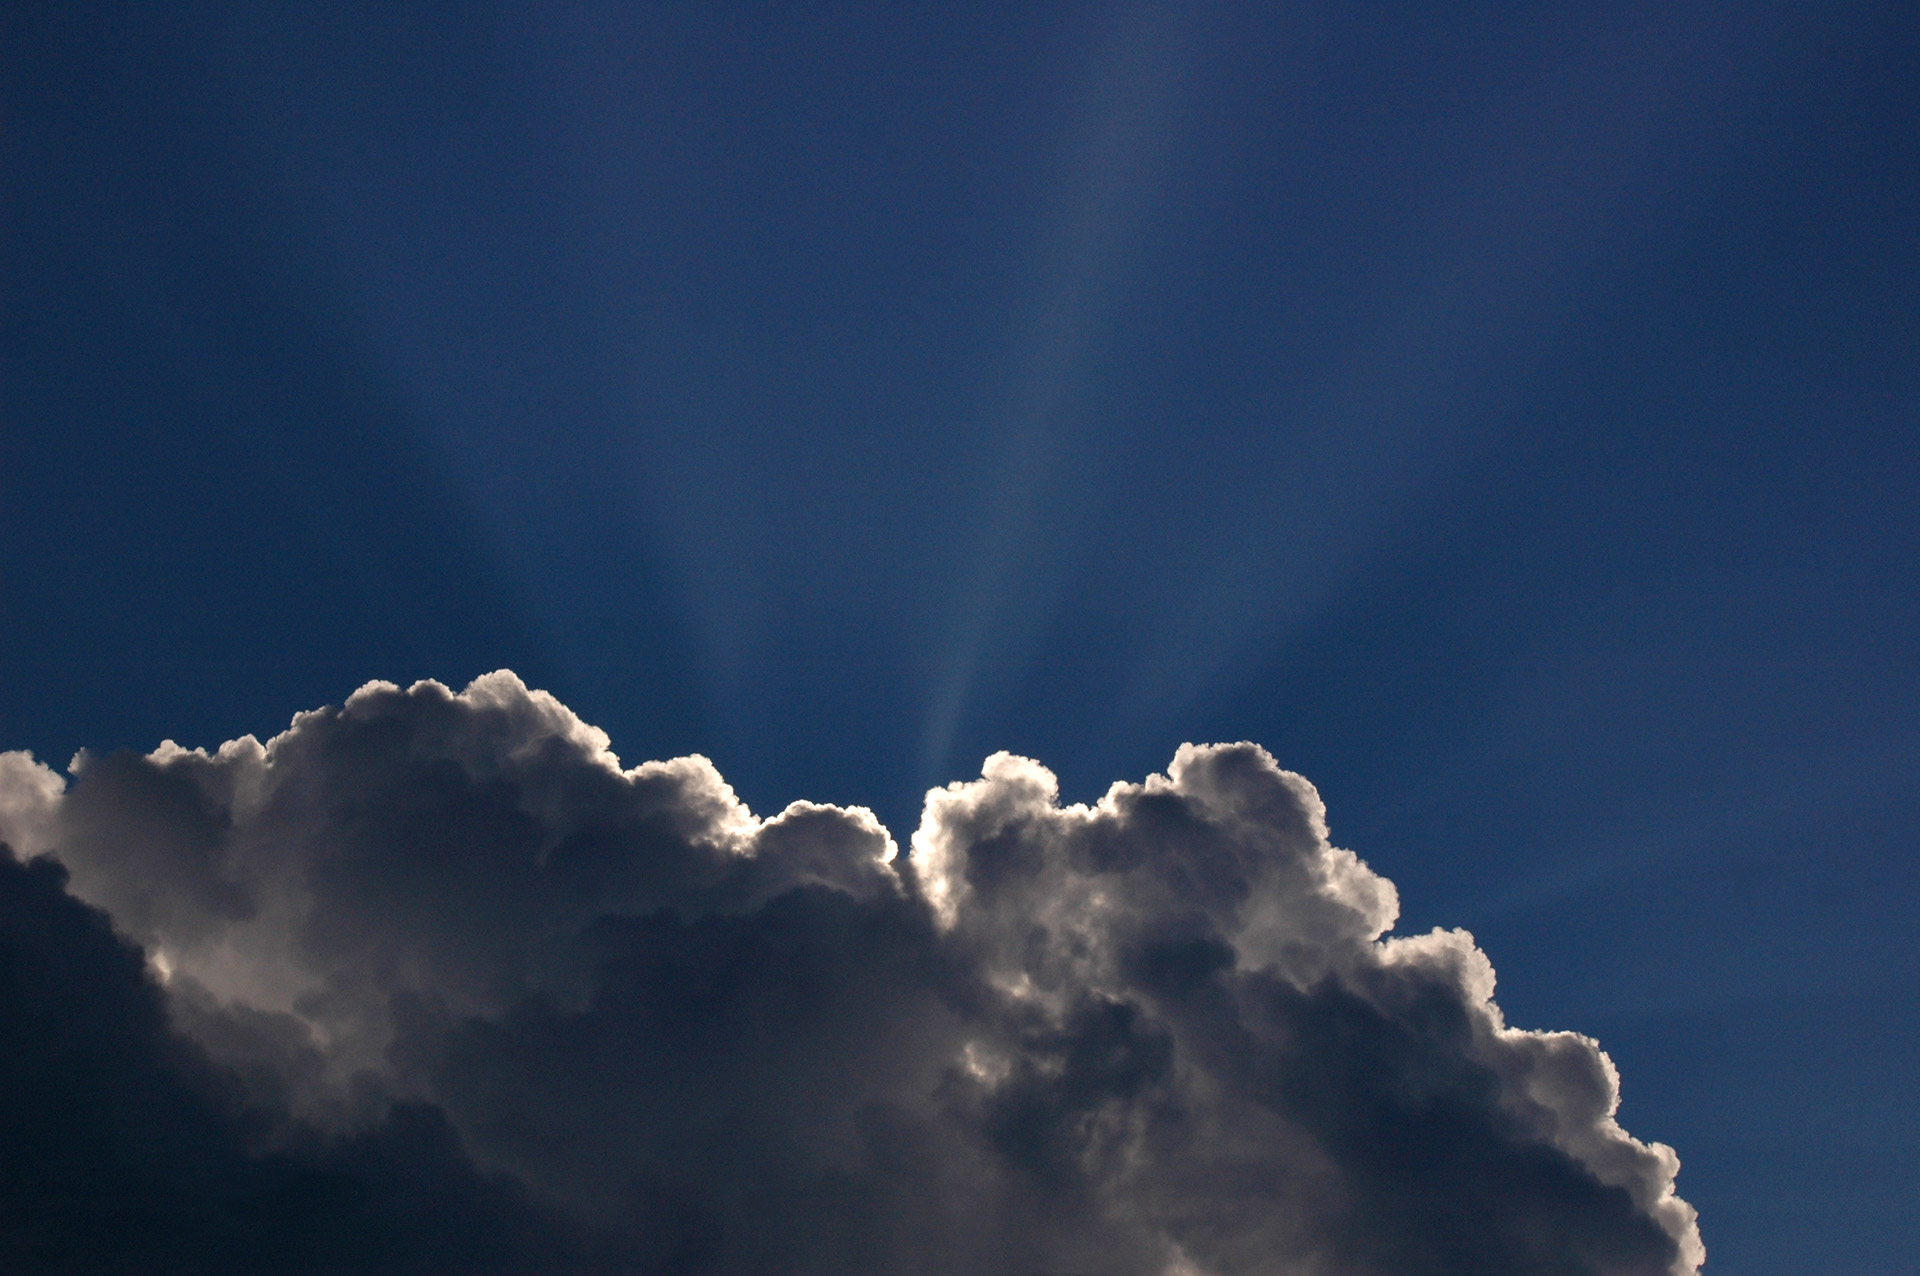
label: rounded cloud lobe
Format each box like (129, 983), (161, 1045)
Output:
(0, 673), (1700, 1274)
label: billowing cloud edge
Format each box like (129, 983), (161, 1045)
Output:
(0, 671), (1701, 1276)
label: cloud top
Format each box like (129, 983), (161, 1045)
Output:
(0, 672), (1700, 1274)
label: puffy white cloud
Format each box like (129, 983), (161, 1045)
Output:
(0, 748), (63, 857)
(0, 672), (1700, 1275)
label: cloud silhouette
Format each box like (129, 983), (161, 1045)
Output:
(0, 672), (1700, 1274)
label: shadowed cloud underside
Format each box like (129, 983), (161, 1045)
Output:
(0, 672), (1698, 1275)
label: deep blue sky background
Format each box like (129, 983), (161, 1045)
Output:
(4, 3), (1916, 1270)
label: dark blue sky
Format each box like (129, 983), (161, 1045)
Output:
(5, 3), (1917, 1270)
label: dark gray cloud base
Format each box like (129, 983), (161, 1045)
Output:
(0, 673), (1700, 1274)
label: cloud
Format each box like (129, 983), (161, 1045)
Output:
(0, 672), (1701, 1274)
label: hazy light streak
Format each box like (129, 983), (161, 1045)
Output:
(1094, 6), (1801, 753)
(919, 3), (1186, 784)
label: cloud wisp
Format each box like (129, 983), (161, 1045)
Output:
(0, 672), (1699, 1274)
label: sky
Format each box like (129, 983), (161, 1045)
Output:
(2, 2), (1916, 1272)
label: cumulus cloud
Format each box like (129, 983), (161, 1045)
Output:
(0, 672), (1701, 1274)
